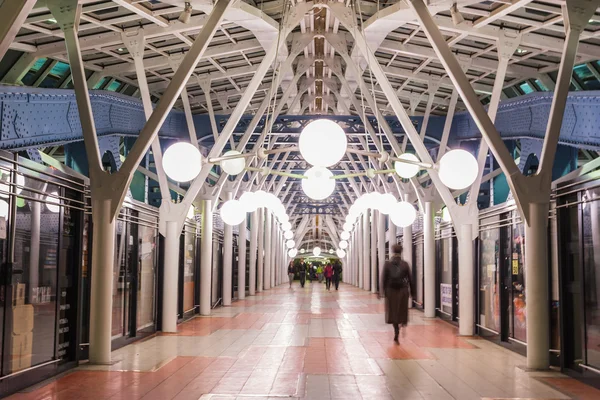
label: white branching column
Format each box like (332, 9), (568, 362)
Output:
(223, 192), (233, 306)
(404, 225), (413, 308)
(370, 210), (378, 294)
(423, 202), (436, 318)
(249, 211), (258, 295)
(363, 210), (371, 291)
(238, 217), (247, 300)
(264, 211), (272, 290)
(200, 200), (213, 315)
(257, 208), (264, 292)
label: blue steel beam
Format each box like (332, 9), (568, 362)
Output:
(0, 87), (600, 152)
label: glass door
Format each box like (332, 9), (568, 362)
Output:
(478, 217), (501, 336)
(510, 215), (527, 343)
(583, 187), (600, 369)
(137, 222), (156, 333)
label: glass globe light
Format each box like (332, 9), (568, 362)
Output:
(343, 222), (353, 232)
(220, 199), (246, 225)
(163, 142), (202, 182)
(254, 190), (268, 206)
(378, 193), (397, 215)
(339, 240), (348, 249)
(390, 201), (417, 228)
(282, 221), (292, 231)
(441, 206), (452, 222)
(0, 199), (8, 218)
(301, 166), (335, 200)
(340, 231), (350, 240)
(279, 214), (289, 224)
(329, 249), (334, 254)
(367, 192), (383, 210)
(300, 248), (306, 254)
(239, 191), (259, 212)
(288, 248), (298, 257)
(284, 230), (293, 240)
(313, 246), (321, 257)
(220, 150), (246, 175)
(438, 149), (478, 190)
(336, 249), (346, 258)
(46, 192), (60, 213)
(394, 153), (420, 179)
(286, 239), (296, 249)
(299, 119), (347, 167)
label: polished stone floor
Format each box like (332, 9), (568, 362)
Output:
(9, 282), (600, 399)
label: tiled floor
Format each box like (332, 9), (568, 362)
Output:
(9, 282), (600, 399)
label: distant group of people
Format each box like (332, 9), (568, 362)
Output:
(287, 260), (342, 291)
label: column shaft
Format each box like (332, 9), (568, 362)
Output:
(249, 211), (258, 296)
(238, 217), (247, 300)
(424, 202), (436, 318)
(200, 200), (213, 315)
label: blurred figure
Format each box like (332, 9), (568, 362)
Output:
(298, 260), (307, 288)
(380, 243), (415, 344)
(287, 261), (295, 288)
(333, 260), (342, 290)
(324, 263), (333, 291)
(317, 264), (324, 283)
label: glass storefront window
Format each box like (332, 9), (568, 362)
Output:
(439, 229), (453, 316)
(112, 217), (127, 339)
(511, 215), (527, 342)
(137, 223), (156, 332)
(183, 229), (196, 314)
(479, 217), (501, 333)
(583, 188), (600, 368)
(10, 180), (61, 373)
(415, 239), (424, 305)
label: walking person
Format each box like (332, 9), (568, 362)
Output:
(298, 261), (307, 288)
(288, 261), (295, 289)
(333, 260), (342, 290)
(324, 263), (333, 291)
(317, 264), (324, 283)
(379, 244), (415, 344)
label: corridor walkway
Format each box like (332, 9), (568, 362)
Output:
(9, 282), (600, 400)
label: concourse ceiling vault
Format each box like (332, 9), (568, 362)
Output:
(7, 0), (600, 249)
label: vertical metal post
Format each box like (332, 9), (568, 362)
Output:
(363, 211), (370, 292)
(238, 216), (247, 300)
(257, 208), (264, 292)
(403, 225), (413, 308)
(458, 223), (474, 335)
(249, 211), (258, 296)
(264, 210), (272, 290)
(200, 199), (213, 315)
(223, 192), (233, 306)
(370, 210), (377, 294)
(424, 202), (436, 318)
(162, 220), (179, 332)
(378, 212), (386, 293)
(270, 217), (276, 288)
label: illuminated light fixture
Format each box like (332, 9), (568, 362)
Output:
(329, 249), (334, 254)
(220, 199), (246, 226)
(336, 249), (346, 258)
(343, 222), (353, 232)
(394, 153), (420, 179)
(300, 248), (306, 254)
(118, 48), (125, 52)
(178, 1), (192, 24)
(313, 246), (321, 257)
(515, 48), (528, 55)
(442, 206), (452, 223)
(239, 191), (259, 212)
(45, 192), (60, 213)
(0, 200), (8, 218)
(340, 231), (350, 241)
(46, 18), (57, 24)
(339, 240), (348, 249)
(301, 166), (335, 200)
(390, 201), (417, 228)
(220, 150), (246, 175)
(282, 221), (292, 231)
(162, 142), (202, 182)
(450, 2), (464, 26)
(284, 230), (293, 240)
(279, 214), (290, 224)
(299, 119), (347, 167)
(187, 206), (195, 220)
(378, 193), (397, 215)
(438, 149), (478, 190)
(286, 239), (296, 249)
(288, 248), (298, 257)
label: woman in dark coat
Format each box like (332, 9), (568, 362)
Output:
(379, 243), (415, 343)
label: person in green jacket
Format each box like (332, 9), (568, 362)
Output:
(317, 265), (324, 283)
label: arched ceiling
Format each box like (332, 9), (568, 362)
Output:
(7, 0), (600, 249)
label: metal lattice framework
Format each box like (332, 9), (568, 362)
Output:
(3, 0), (600, 252)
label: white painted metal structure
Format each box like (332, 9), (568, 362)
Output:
(1, 0), (600, 370)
